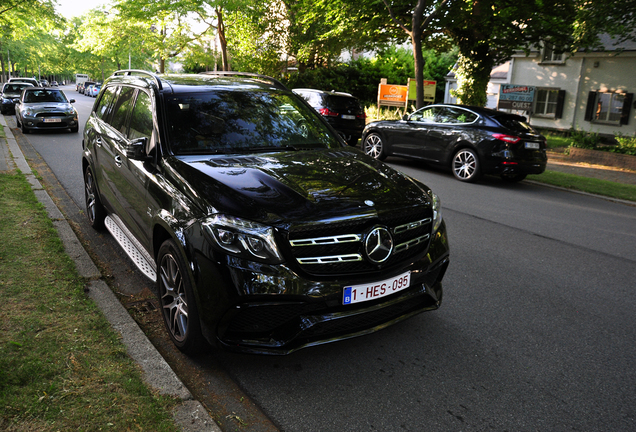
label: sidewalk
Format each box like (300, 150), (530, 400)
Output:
(0, 115), (220, 432)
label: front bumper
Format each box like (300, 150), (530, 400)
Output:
(193, 222), (450, 355)
(21, 115), (78, 131)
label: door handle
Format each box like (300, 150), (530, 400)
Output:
(115, 155), (122, 167)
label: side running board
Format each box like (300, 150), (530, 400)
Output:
(105, 215), (157, 282)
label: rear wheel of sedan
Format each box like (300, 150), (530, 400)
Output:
(363, 133), (387, 160)
(84, 166), (106, 230)
(157, 239), (207, 355)
(452, 148), (481, 182)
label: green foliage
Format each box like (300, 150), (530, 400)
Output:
(282, 46), (457, 105)
(613, 134), (636, 156)
(569, 130), (601, 149)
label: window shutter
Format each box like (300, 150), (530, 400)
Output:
(584, 91), (596, 121)
(620, 93), (633, 125)
(555, 90), (566, 119)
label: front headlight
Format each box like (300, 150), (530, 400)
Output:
(203, 214), (283, 264)
(431, 193), (442, 233)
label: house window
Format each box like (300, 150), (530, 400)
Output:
(541, 44), (564, 64)
(534, 89), (566, 119)
(594, 92), (624, 123)
(584, 91), (633, 125)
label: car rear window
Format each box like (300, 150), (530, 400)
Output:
(164, 90), (341, 155)
(324, 95), (362, 112)
(495, 114), (536, 133)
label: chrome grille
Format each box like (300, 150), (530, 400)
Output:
(289, 209), (433, 275)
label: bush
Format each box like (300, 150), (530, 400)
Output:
(612, 134), (636, 155)
(569, 130), (601, 149)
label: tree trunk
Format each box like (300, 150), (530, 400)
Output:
(216, 7), (229, 71)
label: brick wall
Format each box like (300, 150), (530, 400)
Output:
(568, 148), (636, 171)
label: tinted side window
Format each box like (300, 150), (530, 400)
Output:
(110, 87), (136, 135)
(94, 86), (117, 121)
(128, 92), (153, 141)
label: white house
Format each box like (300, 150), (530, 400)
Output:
(445, 35), (636, 137)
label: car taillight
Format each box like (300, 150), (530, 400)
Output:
(493, 133), (521, 144)
(319, 108), (339, 117)
(357, 113), (366, 120)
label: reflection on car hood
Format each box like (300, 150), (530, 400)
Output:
(2, 91), (23, 98)
(21, 102), (73, 111)
(170, 148), (432, 224)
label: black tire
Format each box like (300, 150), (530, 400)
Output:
(71, 126), (79, 133)
(452, 148), (481, 182)
(20, 118), (29, 134)
(157, 239), (207, 355)
(347, 137), (359, 147)
(501, 173), (527, 183)
(362, 133), (387, 160)
(84, 166), (106, 230)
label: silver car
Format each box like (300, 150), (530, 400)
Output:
(15, 87), (79, 133)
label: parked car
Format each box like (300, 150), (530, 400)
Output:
(82, 70), (449, 355)
(51, 81), (59, 87)
(362, 104), (547, 182)
(1, 82), (34, 114)
(79, 81), (96, 94)
(292, 88), (366, 146)
(15, 87), (79, 133)
(40, 79), (49, 87)
(85, 84), (94, 96)
(89, 84), (101, 97)
(8, 77), (40, 87)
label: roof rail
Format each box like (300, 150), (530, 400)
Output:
(199, 71), (287, 90)
(112, 70), (163, 90)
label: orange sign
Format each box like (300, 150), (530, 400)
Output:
(378, 84), (408, 104)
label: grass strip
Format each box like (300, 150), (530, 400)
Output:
(0, 173), (179, 431)
(528, 170), (636, 202)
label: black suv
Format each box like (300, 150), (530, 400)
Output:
(82, 70), (449, 355)
(292, 88), (366, 146)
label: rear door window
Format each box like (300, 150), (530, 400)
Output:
(94, 86), (117, 121)
(128, 92), (153, 141)
(110, 87), (136, 135)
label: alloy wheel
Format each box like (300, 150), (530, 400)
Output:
(159, 252), (189, 343)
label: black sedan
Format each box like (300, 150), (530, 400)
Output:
(15, 87), (79, 133)
(0, 82), (34, 114)
(362, 104), (547, 182)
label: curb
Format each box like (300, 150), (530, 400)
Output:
(0, 115), (221, 432)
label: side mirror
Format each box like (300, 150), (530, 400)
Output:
(69, 99), (76, 103)
(402, 114), (409, 121)
(126, 137), (149, 161)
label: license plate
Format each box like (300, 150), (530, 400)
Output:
(341, 114), (355, 120)
(343, 271), (411, 305)
(44, 118), (61, 123)
(525, 142), (540, 149)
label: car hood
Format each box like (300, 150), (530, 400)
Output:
(21, 102), (73, 111)
(167, 148), (433, 225)
(2, 91), (23, 99)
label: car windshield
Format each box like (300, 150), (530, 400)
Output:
(165, 90), (341, 155)
(24, 90), (68, 103)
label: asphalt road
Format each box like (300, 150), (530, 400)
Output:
(10, 86), (636, 431)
